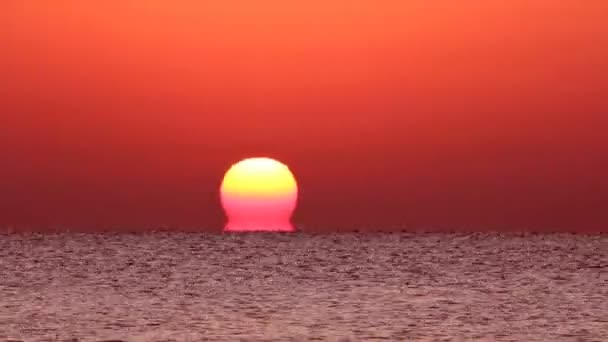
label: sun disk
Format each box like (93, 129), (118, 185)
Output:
(220, 157), (298, 232)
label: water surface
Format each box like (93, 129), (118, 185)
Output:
(0, 232), (606, 341)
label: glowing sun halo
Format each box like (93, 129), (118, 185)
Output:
(220, 157), (298, 232)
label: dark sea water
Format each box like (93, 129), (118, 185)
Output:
(0, 232), (606, 341)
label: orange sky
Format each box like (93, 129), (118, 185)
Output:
(1, 1), (607, 231)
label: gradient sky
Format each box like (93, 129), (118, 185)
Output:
(1, 1), (607, 231)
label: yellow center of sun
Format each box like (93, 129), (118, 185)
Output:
(221, 157), (297, 197)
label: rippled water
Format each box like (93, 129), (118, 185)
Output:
(0, 232), (606, 341)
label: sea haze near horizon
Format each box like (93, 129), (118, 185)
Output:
(0, 232), (606, 341)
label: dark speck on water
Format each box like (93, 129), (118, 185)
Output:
(0, 232), (606, 341)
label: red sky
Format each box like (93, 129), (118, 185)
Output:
(1, 1), (607, 231)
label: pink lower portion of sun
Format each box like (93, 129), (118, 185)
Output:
(221, 193), (297, 232)
(224, 221), (295, 232)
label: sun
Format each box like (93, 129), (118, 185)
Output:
(220, 157), (298, 232)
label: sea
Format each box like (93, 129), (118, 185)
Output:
(0, 232), (606, 341)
